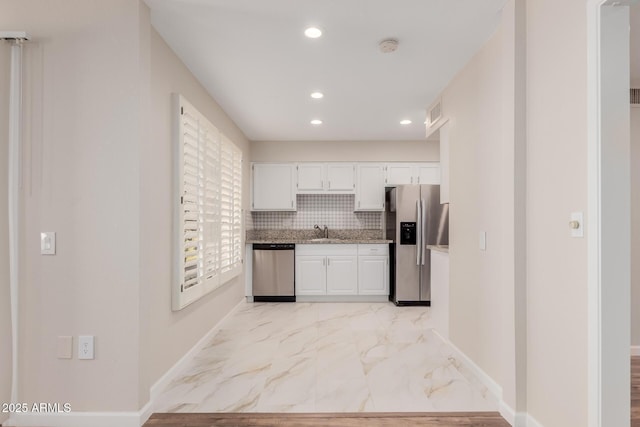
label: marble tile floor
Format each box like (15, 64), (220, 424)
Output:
(154, 302), (498, 414)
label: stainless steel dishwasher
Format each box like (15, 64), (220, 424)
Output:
(252, 243), (295, 302)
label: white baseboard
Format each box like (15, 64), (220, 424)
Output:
(432, 330), (547, 427)
(5, 299), (246, 427)
(149, 298), (246, 402)
(499, 400), (516, 425)
(5, 405), (150, 427)
(524, 413), (544, 427)
(432, 330), (504, 400)
(631, 345), (640, 356)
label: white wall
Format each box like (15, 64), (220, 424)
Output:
(138, 5), (250, 403)
(1, 0), (143, 411)
(631, 3), (640, 87)
(439, 8), (517, 411)
(0, 42), (12, 425)
(250, 140), (438, 162)
(631, 2), (640, 349)
(0, 0), (251, 414)
(632, 107), (640, 348)
(526, 0), (589, 425)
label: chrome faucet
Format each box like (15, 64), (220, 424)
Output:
(314, 224), (329, 238)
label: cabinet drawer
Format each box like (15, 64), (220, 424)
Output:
(357, 244), (389, 256)
(296, 244), (358, 256)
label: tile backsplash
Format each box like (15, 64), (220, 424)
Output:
(249, 194), (381, 230)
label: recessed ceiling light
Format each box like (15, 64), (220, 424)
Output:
(304, 27), (322, 38)
(400, 119), (412, 125)
(310, 92), (324, 99)
(310, 119), (323, 125)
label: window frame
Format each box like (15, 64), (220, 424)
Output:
(173, 94), (243, 310)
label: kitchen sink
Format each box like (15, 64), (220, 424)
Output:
(307, 238), (353, 243)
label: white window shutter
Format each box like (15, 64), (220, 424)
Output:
(174, 95), (243, 310)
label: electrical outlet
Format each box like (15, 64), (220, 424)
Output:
(78, 335), (94, 360)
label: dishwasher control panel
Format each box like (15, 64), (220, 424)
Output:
(253, 243), (295, 250)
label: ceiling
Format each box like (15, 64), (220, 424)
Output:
(145, 0), (507, 141)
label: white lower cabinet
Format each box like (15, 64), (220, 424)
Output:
(295, 256), (327, 295)
(358, 257), (388, 295)
(357, 244), (389, 295)
(326, 256), (358, 295)
(296, 244), (388, 298)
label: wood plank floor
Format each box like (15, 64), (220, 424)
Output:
(632, 356), (640, 426)
(144, 412), (511, 426)
(142, 356), (640, 427)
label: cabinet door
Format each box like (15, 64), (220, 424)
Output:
(385, 164), (415, 186)
(358, 256), (389, 295)
(295, 256), (327, 295)
(355, 164), (385, 211)
(297, 163), (325, 192)
(416, 163), (441, 185)
(326, 256), (358, 295)
(326, 164), (355, 192)
(252, 163), (296, 210)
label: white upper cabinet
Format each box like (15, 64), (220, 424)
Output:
(296, 163), (355, 194)
(356, 164), (385, 211)
(297, 163), (325, 192)
(385, 164), (415, 185)
(416, 164), (440, 185)
(251, 163), (296, 211)
(326, 163), (355, 191)
(385, 162), (440, 186)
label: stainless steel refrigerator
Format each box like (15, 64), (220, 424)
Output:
(385, 185), (449, 305)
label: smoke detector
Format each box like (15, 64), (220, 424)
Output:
(379, 39), (398, 53)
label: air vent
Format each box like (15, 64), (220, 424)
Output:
(632, 88), (640, 107)
(429, 101), (442, 125)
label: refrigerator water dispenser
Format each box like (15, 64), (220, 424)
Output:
(400, 222), (416, 245)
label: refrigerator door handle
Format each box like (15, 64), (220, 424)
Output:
(421, 198), (427, 265)
(416, 200), (421, 266)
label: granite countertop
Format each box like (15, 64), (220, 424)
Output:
(246, 229), (391, 245)
(427, 245), (449, 253)
(248, 238), (392, 244)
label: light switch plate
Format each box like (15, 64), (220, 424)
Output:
(40, 232), (56, 255)
(571, 212), (584, 238)
(479, 231), (487, 251)
(57, 336), (73, 359)
(78, 335), (94, 360)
